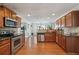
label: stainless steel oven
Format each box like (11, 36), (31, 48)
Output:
(11, 36), (21, 54)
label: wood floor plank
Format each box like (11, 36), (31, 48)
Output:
(16, 42), (66, 55)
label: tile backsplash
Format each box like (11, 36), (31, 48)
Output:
(63, 27), (79, 35)
(0, 28), (20, 35)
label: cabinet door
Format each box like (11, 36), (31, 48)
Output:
(61, 35), (66, 49)
(61, 16), (66, 27)
(16, 16), (21, 28)
(4, 7), (11, 18)
(11, 11), (16, 20)
(45, 32), (55, 42)
(0, 16), (4, 28)
(58, 34), (62, 46)
(21, 34), (25, 46)
(56, 20), (59, 27)
(0, 6), (4, 28)
(74, 37), (79, 53)
(56, 32), (59, 43)
(58, 19), (62, 27)
(65, 13), (72, 27)
(0, 43), (10, 55)
(66, 36), (75, 53)
(72, 11), (79, 26)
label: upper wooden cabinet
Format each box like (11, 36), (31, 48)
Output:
(0, 6), (21, 28)
(61, 16), (66, 27)
(56, 20), (59, 28)
(4, 7), (11, 18)
(58, 18), (62, 27)
(65, 11), (79, 27)
(56, 18), (62, 27)
(56, 11), (79, 27)
(56, 20), (59, 25)
(11, 11), (16, 20)
(65, 12), (72, 27)
(0, 6), (4, 28)
(16, 16), (21, 28)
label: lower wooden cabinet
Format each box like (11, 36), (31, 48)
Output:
(0, 43), (10, 55)
(66, 36), (79, 53)
(56, 32), (66, 50)
(0, 38), (10, 55)
(57, 34), (66, 49)
(56, 33), (59, 43)
(61, 35), (66, 50)
(21, 34), (25, 46)
(74, 37), (79, 53)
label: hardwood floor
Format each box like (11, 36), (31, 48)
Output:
(16, 39), (66, 55)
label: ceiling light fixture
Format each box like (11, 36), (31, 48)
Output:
(27, 14), (31, 16)
(48, 17), (50, 19)
(52, 13), (55, 16)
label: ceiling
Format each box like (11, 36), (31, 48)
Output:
(1, 3), (79, 23)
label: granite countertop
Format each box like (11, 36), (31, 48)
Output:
(63, 34), (79, 37)
(0, 37), (10, 41)
(11, 34), (22, 38)
(0, 34), (23, 39)
(37, 31), (46, 33)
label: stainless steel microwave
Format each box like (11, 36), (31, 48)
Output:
(4, 17), (17, 28)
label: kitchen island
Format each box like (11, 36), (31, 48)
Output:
(37, 30), (56, 42)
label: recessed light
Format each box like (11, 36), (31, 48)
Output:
(52, 13), (55, 16)
(27, 14), (31, 16)
(48, 17), (50, 19)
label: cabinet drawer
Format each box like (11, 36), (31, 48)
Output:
(0, 43), (10, 55)
(0, 38), (10, 46)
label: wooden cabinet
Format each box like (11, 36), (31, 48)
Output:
(74, 37), (79, 53)
(16, 16), (21, 28)
(0, 6), (21, 28)
(65, 13), (72, 27)
(61, 16), (66, 27)
(66, 36), (73, 52)
(57, 34), (62, 46)
(56, 33), (66, 50)
(0, 6), (4, 28)
(66, 36), (76, 53)
(66, 36), (79, 54)
(0, 43), (10, 55)
(0, 6), (12, 28)
(58, 18), (62, 27)
(56, 31), (59, 43)
(45, 31), (56, 42)
(11, 11), (16, 20)
(72, 11), (79, 26)
(56, 20), (59, 27)
(61, 35), (66, 50)
(65, 11), (79, 27)
(0, 38), (11, 55)
(21, 34), (25, 46)
(4, 7), (11, 18)
(56, 11), (79, 27)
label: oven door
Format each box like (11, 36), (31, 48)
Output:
(11, 36), (21, 54)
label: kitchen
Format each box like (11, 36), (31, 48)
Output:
(0, 3), (79, 55)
